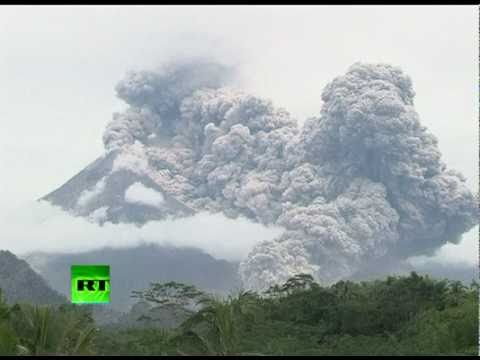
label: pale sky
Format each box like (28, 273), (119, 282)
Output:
(0, 5), (478, 264)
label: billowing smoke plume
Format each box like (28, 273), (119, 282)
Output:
(98, 61), (477, 290)
(103, 60), (234, 151)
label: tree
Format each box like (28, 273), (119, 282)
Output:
(280, 274), (318, 295)
(0, 289), (17, 355)
(131, 281), (209, 310)
(9, 303), (96, 355)
(178, 291), (261, 355)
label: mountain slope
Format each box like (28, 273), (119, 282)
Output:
(42, 150), (194, 224)
(25, 244), (241, 311)
(0, 250), (65, 305)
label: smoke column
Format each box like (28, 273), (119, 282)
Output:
(72, 60), (479, 289)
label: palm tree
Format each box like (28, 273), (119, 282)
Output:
(0, 289), (18, 355)
(178, 291), (261, 355)
(9, 303), (96, 355)
(0, 322), (17, 355)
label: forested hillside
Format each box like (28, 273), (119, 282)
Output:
(0, 251), (65, 305)
(0, 272), (477, 356)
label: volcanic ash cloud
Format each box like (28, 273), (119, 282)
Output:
(87, 61), (478, 289)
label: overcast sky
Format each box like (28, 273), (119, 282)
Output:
(0, 5), (477, 263)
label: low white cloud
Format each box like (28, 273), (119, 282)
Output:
(0, 200), (283, 263)
(87, 206), (109, 223)
(124, 182), (165, 208)
(77, 177), (106, 208)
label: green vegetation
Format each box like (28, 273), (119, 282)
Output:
(0, 273), (478, 356)
(0, 289), (96, 355)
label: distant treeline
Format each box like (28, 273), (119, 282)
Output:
(0, 272), (478, 356)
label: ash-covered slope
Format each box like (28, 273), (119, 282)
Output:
(0, 250), (65, 305)
(41, 60), (478, 291)
(42, 150), (194, 224)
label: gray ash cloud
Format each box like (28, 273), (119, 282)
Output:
(85, 60), (478, 289)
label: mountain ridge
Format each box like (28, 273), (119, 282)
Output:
(0, 250), (66, 305)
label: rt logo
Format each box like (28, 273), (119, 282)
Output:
(71, 265), (110, 304)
